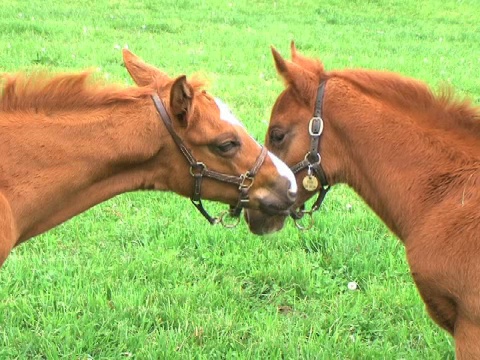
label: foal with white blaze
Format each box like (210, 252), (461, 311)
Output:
(0, 49), (297, 268)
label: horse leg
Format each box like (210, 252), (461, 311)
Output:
(0, 192), (16, 268)
(454, 317), (480, 360)
(412, 260), (480, 360)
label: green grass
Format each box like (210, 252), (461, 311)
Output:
(1, 0), (478, 358)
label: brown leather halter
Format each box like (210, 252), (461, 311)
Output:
(152, 94), (268, 227)
(289, 81), (330, 229)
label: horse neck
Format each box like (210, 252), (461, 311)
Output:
(1, 97), (167, 243)
(322, 78), (478, 241)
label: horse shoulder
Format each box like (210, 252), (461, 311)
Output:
(406, 196), (480, 290)
(0, 191), (17, 267)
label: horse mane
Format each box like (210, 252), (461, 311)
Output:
(0, 71), (209, 114)
(293, 52), (480, 138)
(330, 69), (480, 138)
(0, 71), (156, 113)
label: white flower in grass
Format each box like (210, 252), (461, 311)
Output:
(114, 44), (121, 50)
(347, 281), (358, 291)
(346, 203), (352, 211)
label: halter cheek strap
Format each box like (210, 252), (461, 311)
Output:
(289, 81), (330, 225)
(151, 94), (268, 226)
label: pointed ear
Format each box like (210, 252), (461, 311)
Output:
(271, 46), (290, 80)
(122, 48), (169, 86)
(290, 40), (298, 58)
(289, 41), (325, 77)
(169, 75), (194, 127)
(271, 46), (317, 101)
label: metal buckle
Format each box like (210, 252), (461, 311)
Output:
(239, 173), (255, 190)
(308, 117), (324, 136)
(189, 162), (206, 177)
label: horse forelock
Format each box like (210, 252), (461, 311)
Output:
(0, 71), (153, 113)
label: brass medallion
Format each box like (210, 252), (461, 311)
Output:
(302, 175), (319, 192)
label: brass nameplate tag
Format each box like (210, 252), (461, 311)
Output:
(302, 175), (318, 192)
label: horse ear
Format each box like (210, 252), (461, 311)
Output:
(122, 48), (169, 87)
(169, 75), (194, 128)
(290, 40), (307, 64)
(271, 46), (290, 80)
(271, 46), (316, 101)
(290, 41), (325, 76)
(290, 40), (298, 58)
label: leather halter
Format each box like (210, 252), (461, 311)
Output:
(289, 81), (330, 227)
(152, 94), (268, 227)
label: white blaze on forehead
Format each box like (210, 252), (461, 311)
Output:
(214, 98), (297, 194)
(269, 151), (298, 194)
(214, 98), (244, 127)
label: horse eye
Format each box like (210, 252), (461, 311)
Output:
(216, 140), (239, 155)
(269, 128), (286, 146)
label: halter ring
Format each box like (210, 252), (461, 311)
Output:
(218, 210), (242, 228)
(293, 210), (315, 230)
(304, 152), (321, 165)
(189, 162), (206, 177)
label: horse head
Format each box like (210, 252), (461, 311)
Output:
(244, 42), (336, 234)
(123, 49), (297, 225)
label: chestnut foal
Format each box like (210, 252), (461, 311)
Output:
(246, 43), (479, 358)
(0, 49), (297, 268)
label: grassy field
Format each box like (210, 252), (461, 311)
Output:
(1, 0), (479, 358)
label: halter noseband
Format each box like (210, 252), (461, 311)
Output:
(289, 81), (330, 229)
(152, 94), (268, 227)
